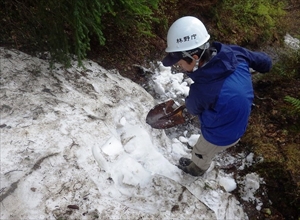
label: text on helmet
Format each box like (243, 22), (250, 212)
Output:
(177, 34), (197, 44)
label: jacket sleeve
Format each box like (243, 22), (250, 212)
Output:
(185, 95), (202, 115)
(185, 82), (220, 115)
(230, 45), (272, 73)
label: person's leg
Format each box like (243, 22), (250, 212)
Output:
(178, 135), (239, 176)
(192, 135), (233, 170)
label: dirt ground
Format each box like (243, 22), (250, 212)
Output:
(243, 73), (300, 219)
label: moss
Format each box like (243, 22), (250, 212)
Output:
(211, 0), (287, 45)
(242, 51), (300, 217)
(284, 143), (300, 178)
(253, 162), (300, 219)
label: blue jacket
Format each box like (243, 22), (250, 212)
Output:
(185, 42), (272, 146)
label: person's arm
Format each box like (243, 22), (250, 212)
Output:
(185, 95), (201, 115)
(185, 89), (205, 115)
(231, 45), (272, 73)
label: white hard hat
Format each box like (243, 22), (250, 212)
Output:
(165, 16), (210, 53)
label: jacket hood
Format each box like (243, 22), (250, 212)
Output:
(188, 42), (238, 83)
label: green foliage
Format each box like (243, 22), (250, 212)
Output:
(103, 0), (159, 36)
(272, 47), (300, 78)
(285, 96), (300, 114)
(0, 0), (160, 66)
(271, 46), (300, 128)
(212, 0), (286, 45)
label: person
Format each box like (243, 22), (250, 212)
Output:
(162, 16), (272, 176)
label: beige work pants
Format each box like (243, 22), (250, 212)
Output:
(192, 135), (239, 170)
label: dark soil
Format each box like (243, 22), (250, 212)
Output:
(242, 75), (300, 220)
